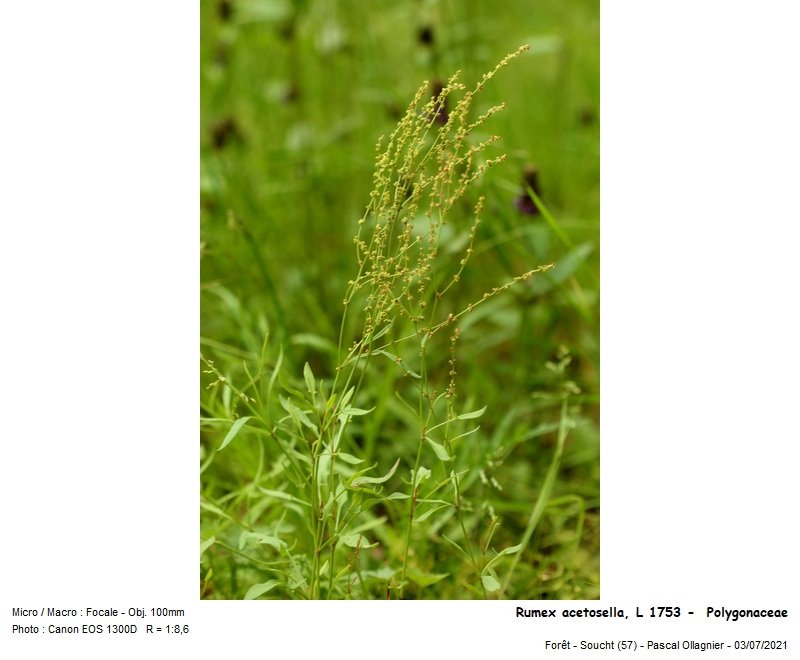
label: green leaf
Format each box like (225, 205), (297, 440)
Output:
(441, 534), (471, 561)
(339, 386), (355, 411)
(412, 465), (431, 489)
(525, 34), (564, 56)
(496, 543), (523, 557)
(451, 426), (481, 442)
(484, 543), (524, 572)
(200, 536), (215, 559)
(407, 568), (449, 588)
(290, 333), (337, 355)
(524, 183), (572, 248)
(331, 420), (346, 453)
(239, 532), (286, 552)
(303, 362), (316, 396)
(340, 532), (377, 549)
(280, 396), (319, 434)
(244, 580), (280, 600)
(347, 516), (388, 535)
(550, 243), (593, 283)
(217, 416), (252, 451)
(528, 242), (594, 295)
(415, 503), (449, 522)
(373, 348), (400, 362)
(341, 406), (375, 416)
(416, 498), (450, 506)
(426, 437), (452, 461)
(199, 417), (231, 426)
(351, 458), (400, 487)
(374, 350), (421, 378)
(386, 492), (410, 500)
(370, 322), (393, 341)
(362, 567), (396, 581)
(199, 500), (226, 517)
(335, 452), (365, 465)
(258, 488), (311, 507)
(267, 346), (283, 404)
(322, 483), (348, 517)
(481, 574), (501, 592)
(457, 406), (487, 421)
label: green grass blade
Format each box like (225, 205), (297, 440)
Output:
(499, 398), (569, 597)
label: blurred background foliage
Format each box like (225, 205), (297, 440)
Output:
(201, 0), (599, 599)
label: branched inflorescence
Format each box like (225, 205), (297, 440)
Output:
(338, 45), (552, 378)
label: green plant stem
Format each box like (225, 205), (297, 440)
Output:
(442, 392), (488, 598)
(309, 438), (321, 599)
(325, 423), (340, 599)
(526, 184), (600, 290)
(499, 397), (569, 598)
(398, 339), (431, 597)
(214, 541), (284, 572)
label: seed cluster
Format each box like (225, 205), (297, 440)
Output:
(339, 45), (550, 375)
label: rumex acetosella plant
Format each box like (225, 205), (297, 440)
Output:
(201, 46), (567, 599)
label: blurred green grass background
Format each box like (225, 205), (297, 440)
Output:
(201, 0), (599, 599)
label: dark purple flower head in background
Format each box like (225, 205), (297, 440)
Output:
(417, 24), (435, 47)
(513, 164), (542, 215)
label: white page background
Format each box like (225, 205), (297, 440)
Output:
(1, 2), (797, 658)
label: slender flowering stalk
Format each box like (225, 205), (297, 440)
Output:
(316, 45), (555, 597)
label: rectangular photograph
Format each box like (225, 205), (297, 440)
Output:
(200, 0), (599, 599)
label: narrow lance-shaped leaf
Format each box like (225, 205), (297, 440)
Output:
(481, 574), (501, 592)
(426, 436), (453, 461)
(341, 405), (375, 416)
(239, 531), (286, 552)
(339, 532), (378, 549)
(412, 465), (431, 489)
(374, 350), (421, 378)
(258, 488), (311, 507)
(483, 543), (523, 573)
(407, 568), (450, 587)
(451, 425), (481, 442)
(441, 534), (471, 562)
(338, 386), (355, 412)
(303, 362), (316, 396)
(290, 333), (338, 355)
(370, 322), (393, 341)
(280, 396), (319, 434)
(457, 405), (487, 420)
(351, 458), (400, 487)
(244, 580), (280, 600)
(200, 536), (215, 559)
(217, 416), (253, 451)
(415, 503), (450, 522)
(267, 346), (283, 405)
(334, 452), (365, 465)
